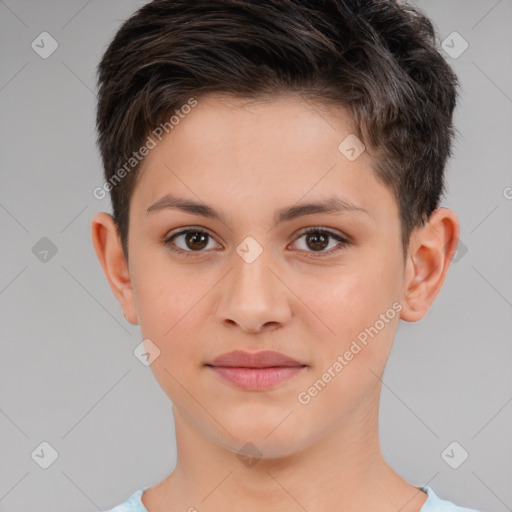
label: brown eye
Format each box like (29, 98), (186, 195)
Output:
(305, 231), (329, 251)
(292, 228), (351, 256)
(164, 228), (219, 255)
(183, 231), (209, 250)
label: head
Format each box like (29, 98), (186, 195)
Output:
(91, 0), (460, 459)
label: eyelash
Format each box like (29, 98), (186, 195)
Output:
(163, 227), (352, 258)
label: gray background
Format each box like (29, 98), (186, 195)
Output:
(0, 1), (511, 511)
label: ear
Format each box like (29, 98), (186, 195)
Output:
(90, 212), (139, 325)
(400, 208), (460, 322)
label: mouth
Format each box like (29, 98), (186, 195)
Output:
(205, 366), (307, 390)
(205, 350), (307, 391)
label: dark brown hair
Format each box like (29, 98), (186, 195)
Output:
(95, 0), (459, 260)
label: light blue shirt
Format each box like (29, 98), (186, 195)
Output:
(103, 486), (481, 511)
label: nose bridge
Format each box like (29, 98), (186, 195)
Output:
(231, 241), (278, 305)
(217, 239), (291, 332)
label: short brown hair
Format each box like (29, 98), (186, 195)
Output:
(95, 0), (460, 261)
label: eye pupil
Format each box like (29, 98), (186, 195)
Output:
(186, 231), (208, 250)
(307, 232), (328, 251)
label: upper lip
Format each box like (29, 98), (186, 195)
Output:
(207, 350), (305, 368)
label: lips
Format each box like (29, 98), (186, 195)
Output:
(205, 350), (307, 391)
(207, 349), (304, 368)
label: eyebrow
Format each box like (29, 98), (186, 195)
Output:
(146, 193), (370, 225)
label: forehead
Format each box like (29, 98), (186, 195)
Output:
(131, 92), (398, 228)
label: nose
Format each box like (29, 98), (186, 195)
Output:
(215, 246), (292, 334)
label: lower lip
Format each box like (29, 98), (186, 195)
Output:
(207, 366), (306, 390)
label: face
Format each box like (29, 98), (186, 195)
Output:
(121, 93), (407, 457)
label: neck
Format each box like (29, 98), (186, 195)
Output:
(143, 391), (428, 512)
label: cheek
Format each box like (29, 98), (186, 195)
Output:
(130, 252), (200, 336)
(291, 252), (402, 376)
(130, 257), (220, 377)
(296, 259), (400, 334)
(131, 266), (206, 401)
(294, 270), (400, 419)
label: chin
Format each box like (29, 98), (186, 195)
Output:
(212, 417), (312, 459)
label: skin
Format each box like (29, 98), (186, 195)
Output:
(91, 93), (459, 512)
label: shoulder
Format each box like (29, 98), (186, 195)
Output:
(102, 487), (151, 512)
(420, 486), (482, 512)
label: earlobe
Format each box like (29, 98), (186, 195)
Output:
(90, 212), (139, 325)
(400, 208), (460, 323)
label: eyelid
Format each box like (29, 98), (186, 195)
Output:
(293, 226), (350, 243)
(165, 225), (215, 240)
